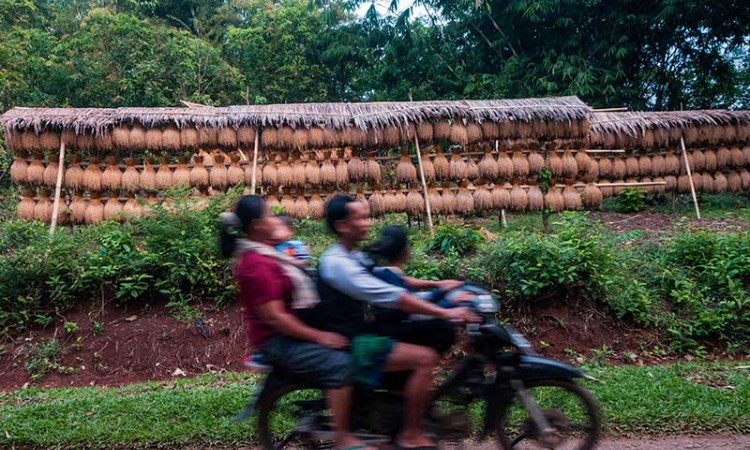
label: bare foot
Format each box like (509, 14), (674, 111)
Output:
(397, 432), (436, 448)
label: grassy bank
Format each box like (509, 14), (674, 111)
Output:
(1, 362), (748, 448)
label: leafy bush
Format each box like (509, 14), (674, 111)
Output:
(427, 223), (484, 256)
(614, 188), (646, 213)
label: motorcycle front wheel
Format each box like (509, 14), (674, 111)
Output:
(495, 379), (601, 450)
(256, 383), (330, 450)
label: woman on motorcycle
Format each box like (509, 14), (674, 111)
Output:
(220, 195), (370, 450)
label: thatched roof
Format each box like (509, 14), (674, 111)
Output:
(589, 110), (750, 149)
(1, 96), (590, 137)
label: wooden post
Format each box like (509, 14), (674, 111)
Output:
(680, 136), (701, 219)
(496, 140), (507, 228)
(414, 134), (434, 235)
(49, 141), (66, 234)
(251, 128), (260, 195)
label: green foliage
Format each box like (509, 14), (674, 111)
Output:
(614, 188), (647, 213)
(427, 223), (484, 256)
(24, 338), (73, 381)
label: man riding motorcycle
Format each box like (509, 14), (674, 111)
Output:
(305, 194), (479, 450)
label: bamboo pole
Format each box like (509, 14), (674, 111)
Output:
(49, 141), (66, 234)
(680, 136), (701, 219)
(251, 129), (260, 195)
(414, 134), (434, 234)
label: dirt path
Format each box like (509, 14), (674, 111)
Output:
(443, 435), (750, 450)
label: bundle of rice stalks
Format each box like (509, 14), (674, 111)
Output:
(288, 157), (305, 188)
(368, 186), (386, 217)
(466, 156), (480, 180)
(598, 182), (614, 198)
(426, 184), (442, 215)
(651, 177), (667, 195)
(396, 152), (417, 184)
(546, 150), (563, 178)
(598, 157), (613, 179)
(76, 132), (96, 152)
(393, 184), (407, 213)
(510, 184), (528, 212)
(10, 152), (29, 184)
(441, 182), (456, 214)
(227, 154), (245, 186)
(561, 150), (579, 179)
(433, 149), (450, 179)
(366, 154), (382, 183)
(209, 154), (228, 190)
(612, 156), (627, 179)
(320, 153), (337, 185)
(496, 150), (514, 180)
(263, 160), (279, 187)
(189, 156), (209, 189)
(104, 192), (123, 222)
(491, 183), (511, 210)
(691, 150), (706, 171)
(17, 189), (36, 220)
(399, 124), (416, 144)
(244, 158), (263, 187)
(307, 126), (325, 148)
(120, 158), (139, 192)
(562, 184), (582, 210)
(703, 149), (718, 172)
(85, 193), (104, 224)
(650, 153), (665, 176)
(716, 147), (731, 169)
(113, 126), (130, 149)
(434, 119), (452, 141)
(145, 128), (162, 150)
(98, 130), (113, 152)
(664, 150), (680, 175)
(335, 159), (349, 187)
(662, 175), (677, 192)
(636, 155), (652, 177)
(582, 183), (603, 208)
(293, 193), (309, 218)
(714, 171), (728, 193)
(172, 156), (191, 188)
(280, 193), (295, 214)
(20, 130), (41, 151)
(512, 150), (530, 178)
(265, 188), (281, 210)
(308, 191), (325, 219)
(83, 157), (103, 192)
(419, 153), (436, 184)
(466, 122), (483, 144)
(727, 171), (742, 193)
(544, 186), (565, 212)
(347, 150), (364, 182)
(417, 122), (434, 142)
(177, 126), (198, 150)
(383, 126), (401, 147)
(198, 127), (218, 148)
(126, 123), (145, 149)
(679, 152), (694, 176)
(699, 172), (714, 194)
(743, 146), (750, 167)
(740, 169), (750, 190)
(583, 157), (599, 182)
(449, 151), (467, 180)
(40, 131), (60, 151)
(473, 182), (493, 211)
(275, 157), (293, 187)
(575, 150), (592, 177)
(456, 182), (474, 214)
(677, 174), (692, 193)
(691, 173), (704, 192)
(303, 155), (320, 186)
(33, 188), (52, 222)
(479, 145), (502, 180)
(43, 154), (60, 187)
(612, 180), (626, 196)
(160, 125), (181, 151)
(101, 156), (122, 191)
(26, 153), (45, 185)
(729, 147), (744, 168)
(122, 194), (142, 221)
(528, 149), (545, 176)
(482, 121), (499, 140)
(151, 157), (171, 190)
(235, 125), (256, 148)
(276, 126), (295, 150)
(625, 154), (640, 177)
(525, 185), (543, 211)
(406, 186), (425, 216)
(381, 185), (395, 213)
(68, 193), (86, 224)
(449, 120), (469, 147)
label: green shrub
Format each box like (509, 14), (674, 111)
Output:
(614, 188), (646, 213)
(427, 223), (484, 256)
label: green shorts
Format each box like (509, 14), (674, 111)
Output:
(350, 334), (394, 389)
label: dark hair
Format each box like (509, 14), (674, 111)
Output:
(325, 194), (355, 235)
(219, 195), (266, 258)
(367, 225), (409, 264)
(275, 212), (293, 228)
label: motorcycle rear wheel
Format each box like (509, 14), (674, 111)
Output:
(495, 379), (601, 450)
(257, 383), (330, 450)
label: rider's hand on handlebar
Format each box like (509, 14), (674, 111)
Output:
(316, 332), (349, 350)
(450, 292), (475, 305)
(441, 307), (481, 324)
(436, 280), (464, 291)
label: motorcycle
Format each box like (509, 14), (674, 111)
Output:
(244, 284), (602, 450)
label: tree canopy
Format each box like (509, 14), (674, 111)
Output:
(0, 0), (748, 111)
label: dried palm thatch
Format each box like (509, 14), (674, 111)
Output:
(563, 184), (582, 210)
(561, 150), (578, 179)
(85, 193), (104, 224)
(492, 183), (511, 209)
(441, 182), (456, 214)
(320, 154), (337, 185)
(433, 149), (450, 179)
(473, 182), (493, 211)
(406, 186), (425, 216)
(625, 155), (640, 177)
(740, 169), (750, 190)
(417, 121), (434, 142)
(512, 150), (530, 178)
(598, 157), (613, 179)
(478, 147), (499, 179)
(10, 152), (29, 184)
(545, 186), (565, 212)
(397, 153), (418, 184)
(366, 155), (381, 183)
(43, 154), (59, 187)
(714, 171), (728, 192)
(496, 150), (514, 180)
(525, 185), (543, 211)
(103, 156), (123, 191)
(510, 184), (528, 211)
(227, 154), (245, 186)
(189, 156), (208, 188)
(542, 148), (561, 177)
(456, 182), (474, 214)
(17, 189), (36, 221)
(27, 153), (45, 186)
(83, 157), (103, 192)
(582, 183), (603, 208)
(34, 188), (52, 222)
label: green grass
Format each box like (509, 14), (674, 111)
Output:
(1, 362), (748, 448)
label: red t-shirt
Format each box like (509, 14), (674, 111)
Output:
(235, 251), (294, 348)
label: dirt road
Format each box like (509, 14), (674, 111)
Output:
(443, 435), (750, 450)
